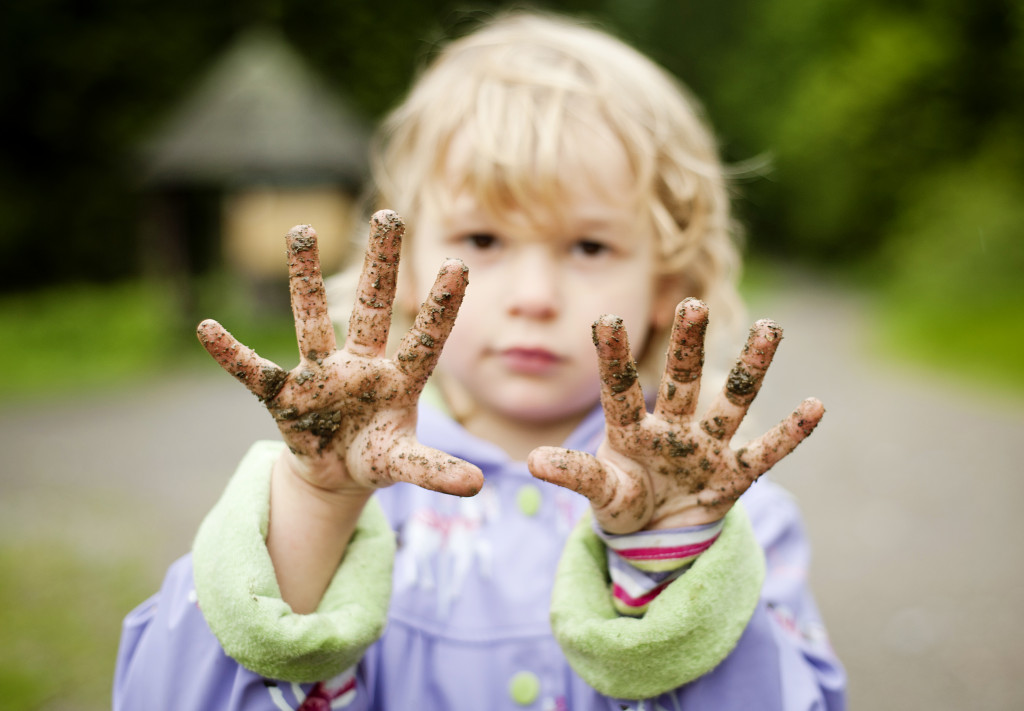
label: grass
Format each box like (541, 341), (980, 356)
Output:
(0, 542), (153, 711)
(0, 281), (178, 400)
(873, 290), (1024, 397)
(0, 277), (300, 403)
(742, 257), (1024, 399)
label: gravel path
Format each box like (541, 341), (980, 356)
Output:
(2, 276), (1022, 709)
(745, 276), (1024, 710)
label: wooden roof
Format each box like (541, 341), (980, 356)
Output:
(140, 27), (369, 186)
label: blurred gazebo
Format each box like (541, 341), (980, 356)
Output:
(138, 27), (369, 316)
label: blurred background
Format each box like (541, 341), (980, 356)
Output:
(1, 0), (1022, 708)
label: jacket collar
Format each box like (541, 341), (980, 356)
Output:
(415, 399), (607, 471)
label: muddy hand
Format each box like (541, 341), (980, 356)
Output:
(528, 298), (823, 534)
(196, 210), (482, 497)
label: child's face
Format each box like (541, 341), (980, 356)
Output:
(405, 135), (675, 433)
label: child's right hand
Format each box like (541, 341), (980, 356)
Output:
(197, 210), (483, 500)
(197, 211), (483, 611)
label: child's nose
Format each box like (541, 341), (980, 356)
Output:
(506, 247), (559, 319)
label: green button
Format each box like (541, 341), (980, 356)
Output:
(517, 484), (542, 516)
(509, 670), (540, 705)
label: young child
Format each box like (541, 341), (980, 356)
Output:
(115, 12), (845, 710)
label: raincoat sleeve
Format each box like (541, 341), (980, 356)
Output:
(113, 441), (395, 711)
(551, 481), (846, 710)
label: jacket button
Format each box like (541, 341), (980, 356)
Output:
(517, 484), (542, 516)
(509, 670), (540, 705)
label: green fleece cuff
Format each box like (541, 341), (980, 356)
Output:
(550, 504), (765, 699)
(192, 441), (395, 682)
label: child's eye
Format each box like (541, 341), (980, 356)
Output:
(571, 239), (611, 257)
(465, 233), (499, 250)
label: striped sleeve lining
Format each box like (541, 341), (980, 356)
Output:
(594, 518), (725, 616)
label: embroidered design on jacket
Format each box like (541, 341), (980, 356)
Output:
(263, 667), (357, 710)
(395, 488), (498, 616)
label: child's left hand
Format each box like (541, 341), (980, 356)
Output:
(528, 298), (824, 534)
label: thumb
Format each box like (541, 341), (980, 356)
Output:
(527, 446), (614, 508)
(387, 440), (483, 497)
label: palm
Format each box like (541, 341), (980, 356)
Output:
(529, 299), (824, 534)
(258, 349), (419, 491)
(196, 210), (482, 497)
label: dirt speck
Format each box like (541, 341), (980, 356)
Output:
(725, 362), (757, 403)
(290, 411), (342, 451)
(665, 431), (696, 458)
(702, 415), (729, 439)
(259, 365), (288, 400)
(290, 231), (316, 253)
(607, 359), (638, 394)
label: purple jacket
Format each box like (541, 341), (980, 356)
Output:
(115, 402), (845, 710)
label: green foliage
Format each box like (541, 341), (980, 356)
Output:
(879, 128), (1024, 302)
(617, 0), (1024, 390)
(0, 542), (152, 711)
(767, 11), (949, 253)
(0, 282), (181, 401)
(873, 133), (1024, 393)
(0, 278), (298, 402)
(877, 294), (1024, 396)
(649, 0), (1024, 264)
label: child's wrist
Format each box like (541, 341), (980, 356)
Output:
(642, 502), (730, 530)
(273, 450), (373, 522)
(269, 451), (375, 613)
(596, 516), (726, 616)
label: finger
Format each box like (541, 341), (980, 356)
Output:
(386, 439), (483, 497)
(699, 319), (783, 441)
(346, 210), (403, 358)
(735, 397), (825, 477)
(654, 298), (708, 423)
(197, 319), (288, 401)
(528, 446), (615, 508)
(286, 224), (337, 362)
(593, 315), (646, 430)
(394, 259), (469, 386)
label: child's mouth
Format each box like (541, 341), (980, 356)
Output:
(498, 347), (563, 375)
